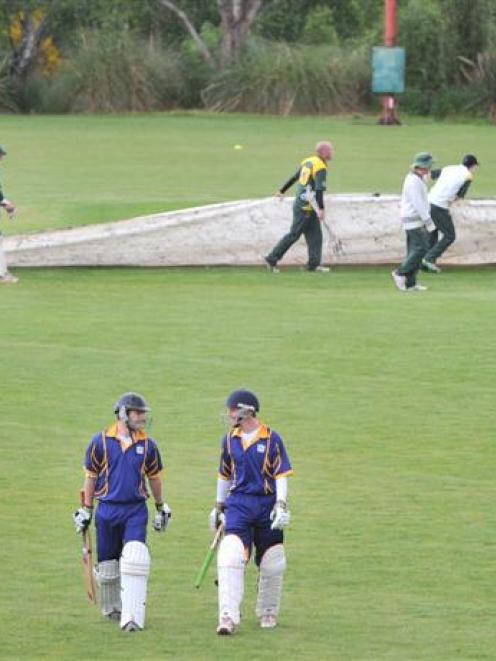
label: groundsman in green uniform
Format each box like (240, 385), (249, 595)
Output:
(264, 141), (334, 273)
(0, 145), (18, 284)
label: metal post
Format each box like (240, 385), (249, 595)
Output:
(379, 0), (400, 125)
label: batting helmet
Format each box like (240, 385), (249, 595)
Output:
(226, 389), (260, 414)
(114, 392), (150, 417)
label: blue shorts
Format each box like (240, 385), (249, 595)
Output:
(224, 492), (283, 566)
(95, 501), (148, 562)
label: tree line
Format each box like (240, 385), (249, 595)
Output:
(0, 0), (495, 118)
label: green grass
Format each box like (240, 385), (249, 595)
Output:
(0, 112), (494, 233)
(2, 266), (496, 660)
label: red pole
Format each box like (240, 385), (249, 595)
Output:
(380, 0), (400, 125)
(384, 0), (396, 46)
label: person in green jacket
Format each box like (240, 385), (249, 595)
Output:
(264, 141), (334, 273)
(0, 146), (18, 284)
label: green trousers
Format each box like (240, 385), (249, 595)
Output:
(424, 204), (455, 263)
(397, 226), (430, 288)
(267, 207), (323, 270)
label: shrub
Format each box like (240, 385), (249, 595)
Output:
(458, 50), (496, 122)
(430, 85), (484, 118)
(23, 30), (190, 113)
(400, 87), (433, 116)
(302, 7), (338, 46)
(0, 56), (18, 112)
(398, 0), (448, 90)
(202, 39), (370, 115)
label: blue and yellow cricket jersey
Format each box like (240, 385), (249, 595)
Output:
(218, 424), (293, 496)
(84, 423), (163, 503)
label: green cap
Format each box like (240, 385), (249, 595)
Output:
(0, 146), (7, 156)
(411, 152), (433, 169)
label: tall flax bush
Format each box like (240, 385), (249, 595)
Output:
(202, 39), (370, 115)
(29, 30), (188, 113)
(459, 50), (496, 122)
(71, 31), (185, 112)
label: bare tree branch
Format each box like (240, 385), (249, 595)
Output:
(157, 0), (216, 68)
(217, 0), (265, 65)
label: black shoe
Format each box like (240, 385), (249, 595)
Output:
(122, 621), (141, 632)
(263, 256), (280, 273)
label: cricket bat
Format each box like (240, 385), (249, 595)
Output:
(80, 490), (97, 603)
(195, 523), (224, 589)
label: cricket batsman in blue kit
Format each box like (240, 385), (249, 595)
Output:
(210, 390), (293, 635)
(73, 392), (171, 632)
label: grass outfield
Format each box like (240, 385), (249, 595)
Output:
(2, 266), (496, 660)
(0, 112), (494, 233)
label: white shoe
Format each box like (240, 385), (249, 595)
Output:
(391, 271), (406, 291)
(422, 259), (441, 273)
(407, 284), (428, 292)
(216, 616), (235, 636)
(260, 614), (278, 629)
(314, 265), (330, 273)
(0, 272), (18, 283)
(263, 256), (280, 274)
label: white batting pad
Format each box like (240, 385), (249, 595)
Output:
(120, 541), (151, 630)
(94, 559), (121, 617)
(255, 544), (286, 618)
(217, 534), (245, 626)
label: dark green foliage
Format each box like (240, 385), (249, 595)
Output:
(458, 50), (496, 121)
(397, 0), (496, 117)
(0, 55), (17, 111)
(256, 0), (319, 42)
(398, 0), (446, 88)
(430, 85), (484, 119)
(0, 0), (494, 115)
(301, 6), (338, 45)
(438, 0), (496, 65)
(331, 0), (365, 40)
(400, 87), (433, 116)
(25, 30), (188, 113)
(202, 39), (370, 115)
(257, 0), (367, 43)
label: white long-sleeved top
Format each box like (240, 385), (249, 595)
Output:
(428, 165), (472, 209)
(400, 171), (432, 230)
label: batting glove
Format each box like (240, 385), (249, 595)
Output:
(73, 506), (92, 534)
(153, 502), (172, 532)
(209, 506), (225, 532)
(270, 501), (291, 530)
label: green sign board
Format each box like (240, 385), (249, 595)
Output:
(372, 47), (405, 94)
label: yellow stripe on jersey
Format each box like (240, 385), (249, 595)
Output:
(274, 469), (294, 479)
(298, 155), (327, 186)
